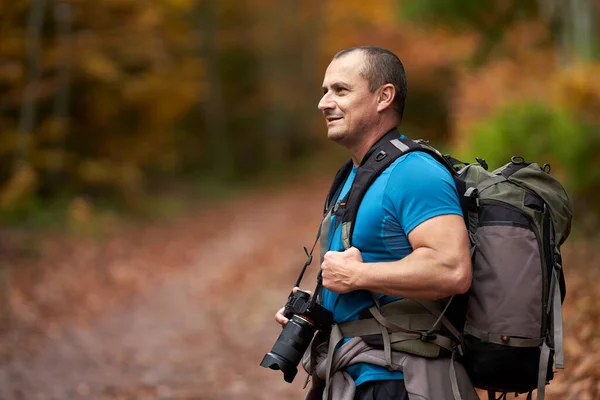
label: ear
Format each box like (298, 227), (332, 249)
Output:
(376, 84), (395, 113)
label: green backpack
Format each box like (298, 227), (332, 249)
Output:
(324, 130), (573, 400)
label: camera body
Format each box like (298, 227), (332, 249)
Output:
(260, 290), (333, 383)
(283, 290), (333, 332)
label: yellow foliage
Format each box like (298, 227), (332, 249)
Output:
(38, 116), (69, 142)
(81, 52), (122, 82)
(323, 0), (397, 29)
(115, 163), (143, 191)
(161, 0), (193, 11)
(0, 129), (20, 156)
(77, 160), (115, 185)
(551, 63), (600, 123)
(67, 196), (97, 236)
(68, 196), (94, 227)
(0, 164), (38, 209)
(0, 62), (23, 84)
(27, 148), (66, 172)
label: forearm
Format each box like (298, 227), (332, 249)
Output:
(353, 247), (471, 300)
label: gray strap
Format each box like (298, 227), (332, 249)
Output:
(390, 138), (410, 152)
(371, 291), (382, 310)
(390, 331), (455, 353)
(537, 342), (551, 400)
(338, 314), (437, 337)
(369, 293), (393, 366)
(476, 174), (507, 194)
(338, 318), (455, 354)
(464, 186), (477, 198)
(449, 350), (463, 400)
(552, 268), (564, 369)
(319, 206), (334, 265)
(464, 324), (543, 347)
(338, 318), (388, 337)
(323, 324), (344, 400)
(369, 297), (459, 353)
(341, 221), (352, 250)
(339, 321), (454, 356)
(416, 299), (463, 343)
(379, 317), (393, 367)
(467, 210), (479, 249)
(426, 334), (455, 353)
(368, 305), (422, 335)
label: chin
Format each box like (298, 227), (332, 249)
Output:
(327, 129), (347, 143)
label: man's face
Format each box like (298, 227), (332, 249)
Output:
(318, 51), (379, 145)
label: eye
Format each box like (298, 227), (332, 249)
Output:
(336, 87), (348, 94)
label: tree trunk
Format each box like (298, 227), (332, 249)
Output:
(539, 0), (597, 66)
(571, 0), (595, 61)
(199, 0), (231, 179)
(17, 0), (47, 172)
(261, 0), (294, 169)
(49, 0), (71, 183)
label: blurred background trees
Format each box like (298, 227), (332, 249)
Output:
(0, 0), (599, 226)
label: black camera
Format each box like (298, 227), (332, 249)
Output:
(260, 290), (333, 383)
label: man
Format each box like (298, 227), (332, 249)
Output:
(275, 46), (473, 399)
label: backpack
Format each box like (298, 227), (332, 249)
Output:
(325, 129), (573, 400)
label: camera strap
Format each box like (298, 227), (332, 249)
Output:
(310, 202), (335, 309)
(293, 176), (342, 310)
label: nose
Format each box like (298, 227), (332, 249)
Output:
(318, 92), (334, 112)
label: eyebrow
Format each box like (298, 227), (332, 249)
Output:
(322, 81), (352, 92)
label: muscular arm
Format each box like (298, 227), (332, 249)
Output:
(321, 213), (471, 300)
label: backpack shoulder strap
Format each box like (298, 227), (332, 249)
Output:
(340, 133), (458, 249)
(323, 159), (354, 215)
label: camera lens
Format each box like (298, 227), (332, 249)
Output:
(260, 315), (316, 383)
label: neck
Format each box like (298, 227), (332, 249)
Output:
(349, 123), (398, 166)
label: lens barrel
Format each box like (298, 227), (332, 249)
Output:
(260, 315), (316, 383)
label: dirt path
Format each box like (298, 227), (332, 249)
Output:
(0, 178), (330, 400)
(0, 177), (599, 400)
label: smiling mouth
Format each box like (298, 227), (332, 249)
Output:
(326, 116), (343, 124)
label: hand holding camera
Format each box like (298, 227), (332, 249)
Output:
(261, 284), (333, 383)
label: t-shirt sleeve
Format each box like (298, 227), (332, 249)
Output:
(384, 152), (462, 235)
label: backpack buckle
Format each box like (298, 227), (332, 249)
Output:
(420, 332), (437, 342)
(452, 343), (464, 357)
(375, 150), (387, 161)
(464, 187), (479, 210)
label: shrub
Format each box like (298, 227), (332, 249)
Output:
(458, 101), (600, 217)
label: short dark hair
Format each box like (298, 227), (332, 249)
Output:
(334, 46), (407, 121)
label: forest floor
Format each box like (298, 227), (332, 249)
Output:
(0, 176), (598, 400)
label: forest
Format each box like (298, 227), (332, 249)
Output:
(1, 1), (599, 399)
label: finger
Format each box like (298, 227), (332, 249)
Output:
(275, 307), (288, 326)
(323, 250), (338, 260)
(347, 246), (361, 255)
(292, 287), (312, 296)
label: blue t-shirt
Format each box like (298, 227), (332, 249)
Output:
(321, 151), (462, 387)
